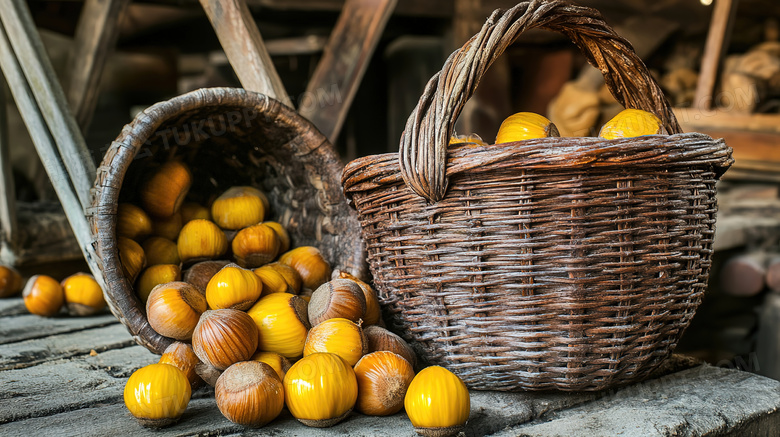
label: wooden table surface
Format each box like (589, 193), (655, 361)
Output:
(1, 296), (779, 437)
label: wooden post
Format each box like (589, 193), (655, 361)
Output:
(0, 0), (96, 210)
(719, 251), (768, 297)
(0, 9), (103, 285)
(693, 0), (739, 110)
(64, 0), (130, 132)
(0, 73), (18, 263)
(299, 0), (397, 143)
(200, 0), (293, 107)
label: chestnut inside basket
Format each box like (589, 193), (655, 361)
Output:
(88, 87), (365, 354)
(342, 0), (733, 391)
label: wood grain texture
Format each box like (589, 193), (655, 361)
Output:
(299, 0), (397, 142)
(0, 82), (17, 256)
(693, 0), (739, 111)
(88, 87), (366, 355)
(64, 0), (130, 132)
(0, 9), (102, 276)
(200, 0), (293, 107)
(342, 0), (733, 391)
(0, 0), (96, 210)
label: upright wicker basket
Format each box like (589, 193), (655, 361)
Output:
(88, 87), (366, 355)
(342, 0), (733, 391)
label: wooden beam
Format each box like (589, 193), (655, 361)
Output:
(0, 11), (102, 283)
(64, 0), (130, 132)
(0, 0), (96, 210)
(300, 0), (397, 142)
(200, 0), (292, 107)
(0, 73), (18, 260)
(693, 0), (739, 111)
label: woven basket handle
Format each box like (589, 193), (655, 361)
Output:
(399, 0), (682, 203)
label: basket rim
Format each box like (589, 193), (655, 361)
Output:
(343, 132), (733, 196)
(88, 87), (349, 354)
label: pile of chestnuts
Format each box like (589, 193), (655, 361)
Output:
(104, 160), (470, 435)
(0, 263), (107, 318)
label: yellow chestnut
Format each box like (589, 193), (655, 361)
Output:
(216, 361), (284, 427)
(263, 221), (290, 253)
(61, 273), (105, 316)
(253, 265), (289, 295)
(137, 264), (181, 303)
(118, 236), (146, 283)
(140, 161), (192, 218)
(364, 325), (417, 368)
(205, 263), (263, 311)
(180, 201), (210, 223)
(278, 246), (331, 290)
(232, 223), (281, 268)
(266, 262), (302, 294)
(124, 363), (191, 427)
(22, 275), (64, 317)
(159, 341), (203, 389)
(303, 317), (368, 366)
(495, 112), (559, 144)
(211, 186), (267, 230)
(142, 237), (181, 266)
(247, 293), (310, 359)
(599, 108), (667, 139)
(449, 132), (488, 147)
(116, 203), (153, 241)
(192, 309), (259, 370)
(152, 211), (183, 241)
(339, 271), (382, 326)
(284, 352), (357, 427)
(0, 264), (23, 298)
(308, 279), (366, 326)
(177, 219), (227, 264)
(251, 351), (292, 381)
(405, 366), (470, 436)
(146, 281), (206, 341)
(354, 351), (415, 416)
(183, 260), (229, 293)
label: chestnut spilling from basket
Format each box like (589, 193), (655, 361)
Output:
(87, 0), (733, 434)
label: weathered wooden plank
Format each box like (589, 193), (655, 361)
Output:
(0, 76), (18, 259)
(0, 297), (25, 317)
(0, 0), (96, 209)
(200, 0), (292, 107)
(0, 377), (593, 436)
(0, 346), (157, 424)
(0, 8), (104, 287)
(693, 0), (739, 111)
(495, 365), (780, 437)
(299, 0), (397, 142)
(0, 323), (135, 371)
(0, 313), (117, 345)
(64, 0), (130, 132)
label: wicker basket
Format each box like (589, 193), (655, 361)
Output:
(342, 0), (733, 391)
(88, 87), (366, 355)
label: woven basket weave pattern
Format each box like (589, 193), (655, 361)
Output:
(89, 88), (365, 354)
(342, 0), (733, 391)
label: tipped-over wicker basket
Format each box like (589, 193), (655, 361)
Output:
(88, 87), (365, 355)
(342, 0), (733, 391)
